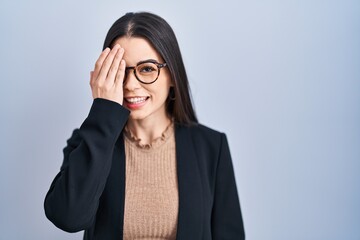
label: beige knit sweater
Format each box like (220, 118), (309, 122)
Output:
(123, 123), (179, 239)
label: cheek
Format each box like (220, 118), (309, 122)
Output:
(150, 87), (170, 102)
(149, 77), (172, 100)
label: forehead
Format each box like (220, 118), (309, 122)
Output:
(113, 37), (163, 65)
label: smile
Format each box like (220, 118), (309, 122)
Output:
(124, 96), (150, 110)
(125, 97), (149, 104)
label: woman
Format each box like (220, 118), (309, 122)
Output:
(44, 12), (245, 240)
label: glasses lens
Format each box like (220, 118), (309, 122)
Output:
(135, 62), (159, 83)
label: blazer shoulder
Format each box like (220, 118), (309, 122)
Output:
(180, 123), (226, 146)
(190, 123), (224, 136)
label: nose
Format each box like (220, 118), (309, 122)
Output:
(123, 69), (141, 91)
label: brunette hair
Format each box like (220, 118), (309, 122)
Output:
(103, 12), (198, 125)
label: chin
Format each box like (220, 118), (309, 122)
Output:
(128, 112), (148, 121)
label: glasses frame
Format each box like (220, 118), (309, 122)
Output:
(125, 60), (167, 84)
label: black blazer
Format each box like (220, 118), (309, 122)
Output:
(44, 98), (245, 239)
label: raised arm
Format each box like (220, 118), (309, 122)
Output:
(45, 44), (129, 232)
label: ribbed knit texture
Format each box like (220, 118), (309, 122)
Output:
(123, 123), (178, 240)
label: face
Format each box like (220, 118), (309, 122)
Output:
(113, 37), (172, 122)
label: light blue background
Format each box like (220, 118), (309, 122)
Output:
(1, 0), (359, 239)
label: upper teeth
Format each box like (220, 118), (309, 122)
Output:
(127, 97), (147, 103)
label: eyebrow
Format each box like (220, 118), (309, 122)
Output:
(127, 59), (161, 68)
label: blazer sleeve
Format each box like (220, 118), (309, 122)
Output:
(211, 133), (245, 239)
(44, 98), (130, 232)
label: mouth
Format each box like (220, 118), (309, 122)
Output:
(123, 96), (149, 109)
(124, 96), (149, 104)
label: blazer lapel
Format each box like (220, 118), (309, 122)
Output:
(175, 125), (204, 239)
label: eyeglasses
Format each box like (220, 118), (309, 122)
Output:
(125, 60), (167, 84)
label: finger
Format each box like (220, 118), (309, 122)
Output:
(115, 59), (126, 87)
(89, 71), (94, 85)
(97, 44), (121, 83)
(106, 47), (124, 84)
(92, 48), (110, 81)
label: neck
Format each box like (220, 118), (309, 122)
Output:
(126, 115), (172, 145)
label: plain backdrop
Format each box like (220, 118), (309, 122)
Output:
(0, 0), (359, 239)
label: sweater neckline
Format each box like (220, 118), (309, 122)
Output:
(123, 121), (174, 150)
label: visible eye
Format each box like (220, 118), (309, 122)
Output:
(139, 66), (155, 73)
(137, 63), (157, 74)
